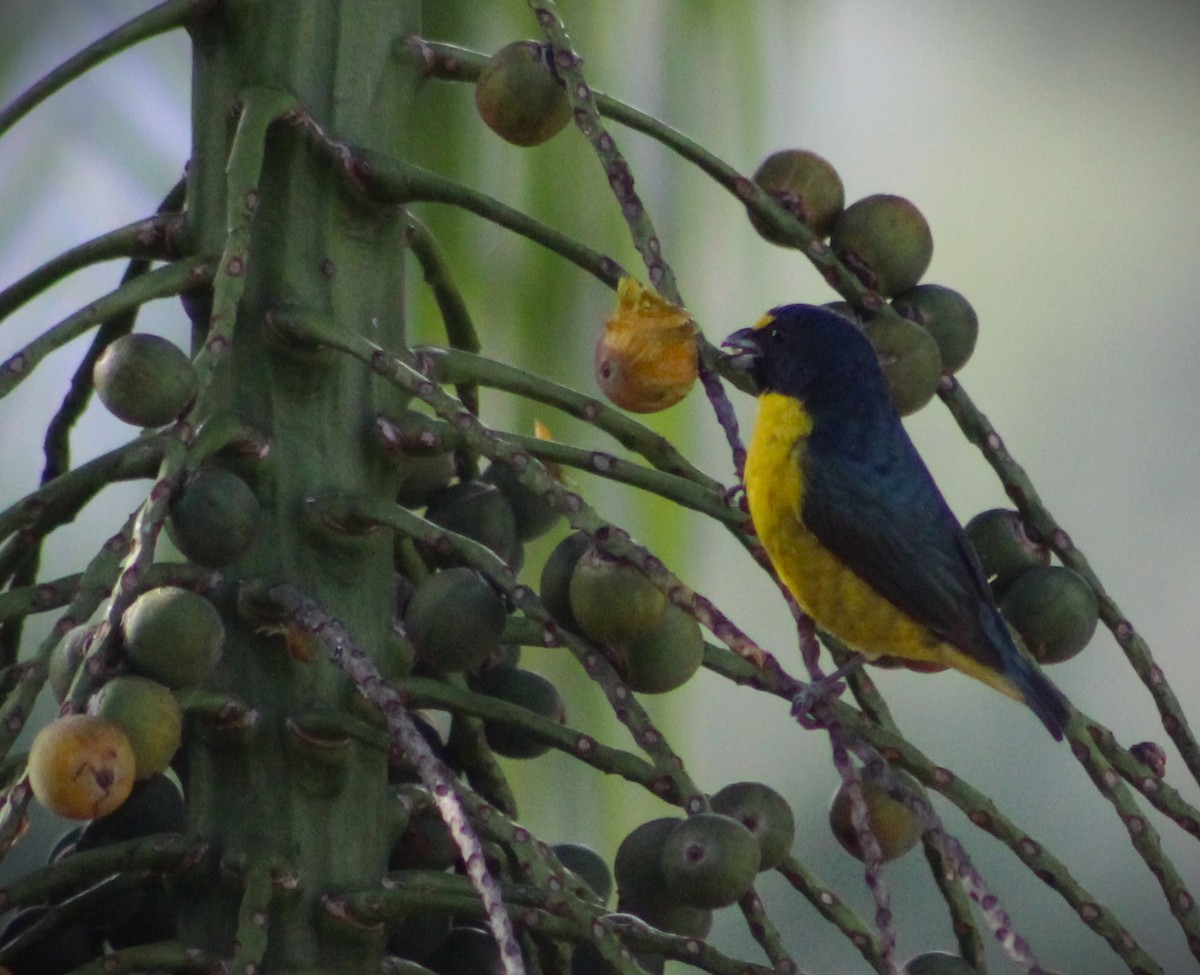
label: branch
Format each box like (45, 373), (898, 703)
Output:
(0, 258), (212, 401)
(0, 0), (218, 139)
(0, 211), (182, 326)
(309, 493), (701, 805)
(702, 643), (1165, 973)
(262, 584), (527, 975)
(414, 347), (720, 490)
(299, 119), (623, 287)
(376, 412), (738, 524)
(405, 216), (480, 417)
(0, 435), (166, 549)
(190, 86), (300, 417)
(939, 376), (1200, 788)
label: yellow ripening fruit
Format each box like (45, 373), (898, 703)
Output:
(28, 715), (136, 820)
(595, 278), (698, 413)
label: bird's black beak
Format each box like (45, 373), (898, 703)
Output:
(722, 327), (760, 353)
(719, 327), (764, 393)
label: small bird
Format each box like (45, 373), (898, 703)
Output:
(723, 304), (1070, 739)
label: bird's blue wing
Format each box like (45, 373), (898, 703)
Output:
(800, 415), (1005, 668)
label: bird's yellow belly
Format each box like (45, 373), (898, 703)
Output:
(745, 393), (943, 664)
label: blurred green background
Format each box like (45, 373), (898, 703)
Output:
(1, 2), (1198, 972)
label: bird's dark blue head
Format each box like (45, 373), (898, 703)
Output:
(723, 304), (891, 413)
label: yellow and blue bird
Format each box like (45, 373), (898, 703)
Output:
(723, 304), (1070, 739)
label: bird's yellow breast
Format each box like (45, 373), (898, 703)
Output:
(744, 393), (941, 663)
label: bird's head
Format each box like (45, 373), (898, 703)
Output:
(722, 304), (887, 405)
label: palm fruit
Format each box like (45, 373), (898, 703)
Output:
(475, 40), (571, 147)
(539, 531), (590, 630)
(471, 667), (565, 759)
(404, 568), (506, 672)
(389, 810), (459, 871)
(965, 508), (1049, 586)
(482, 461), (561, 541)
(167, 465), (261, 568)
(891, 283), (979, 374)
(595, 277), (698, 413)
(659, 813), (761, 909)
(422, 480), (521, 569)
(711, 781), (795, 871)
(568, 546), (666, 645)
(76, 773), (186, 851)
(828, 769), (924, 863)
(425, 926), (501, 975)
(831, 194), (934, 297)
(105, 879), (178, 948)
(88, 676), (182, 779)
(551, 842), (613, 903)
(823, 300), (863, 325)
(571, 942), (665, 975)
(999, 565), (1098, 664)
(28, 715), (136, 820)
(92, 333), (197, 427)
(904, 952), (980, 975)
(396, 451), (456, 509)
(863, 312), (942, 415)
(48, 622), (95, 703)
(614, 602), (704, 694)
(122, 586), (225, 688)
(749, 148), (845, 243)
(387, 908), (452, 963)
(614, 817), (713, 938)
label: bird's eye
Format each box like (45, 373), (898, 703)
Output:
(770, 329), (784, 343)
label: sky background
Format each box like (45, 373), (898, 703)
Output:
(1, 2), (1199, 973)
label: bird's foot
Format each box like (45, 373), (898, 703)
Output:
(790, 657), (864, 728)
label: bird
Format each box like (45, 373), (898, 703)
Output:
(722, 304), (1071, 739)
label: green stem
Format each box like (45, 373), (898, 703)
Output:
(300, 121), (623, 287)
(190, 86), (300, 417)
(0, 257), (211, 400)
(376, 411), (737, 524)
(262, 584), (525, 975)
(0, 435), (166, 546)
(0, 212), (182, 326)
(405, 215), (480, 417)
(0, 0), (216, 139)
(386, 669), (661, 795)
(704, 642), (1164, 975)
(62, 944), (214, 975)
(774, 854), (887, 974)
(41, 180), (187, 485)
(0, 833), (202, 912)
(0, 561), (211, 624)
(529, 3), (678, 303)
(0, 512), (138, 771)
(226, 862), (275, 975)
(314, 494), (695, 803)
(938, 377), (1200, 788)
(415, 347), (719, 489)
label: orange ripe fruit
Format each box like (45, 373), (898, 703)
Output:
(28, 715), (136, 820)
(595, 277), (698, 413)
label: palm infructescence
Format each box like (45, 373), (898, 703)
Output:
(0, 3), (1195, 974)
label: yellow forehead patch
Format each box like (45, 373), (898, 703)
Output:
(752, 312), (776, 331)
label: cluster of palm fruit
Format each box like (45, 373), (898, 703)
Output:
(31, 333), (229, 806)
(966, 509), (1099, 665)
(1, 773), (185, 970)
(5, 333), (235, 970)
(748, 147), (977, 417)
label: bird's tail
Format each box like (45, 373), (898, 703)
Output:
(984, 611), (1072, 740)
